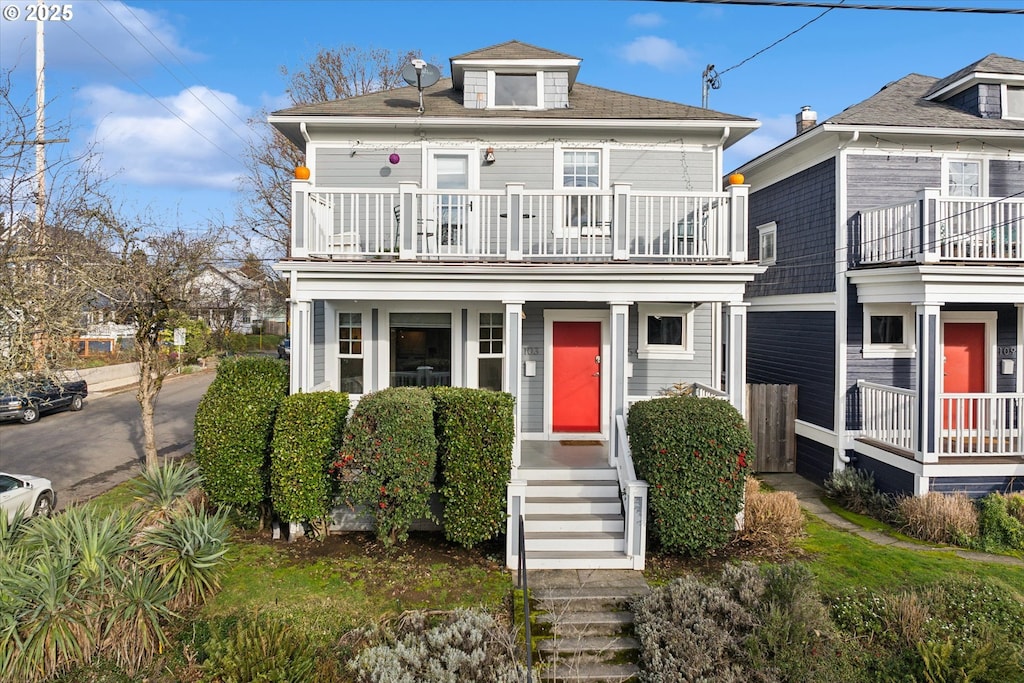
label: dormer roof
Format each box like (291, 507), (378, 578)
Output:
(924, 53), (1024, 101)
(449, 40), (582, 90)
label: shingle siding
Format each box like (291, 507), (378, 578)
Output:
(463, 71), (487, 109)
(748, 310), (835, 429)
(748, 159), (836, 297)
(544, 72), (569, 109)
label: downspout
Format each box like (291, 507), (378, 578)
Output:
(834, 130), (859, 465)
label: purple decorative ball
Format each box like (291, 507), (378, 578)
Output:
(389, 153), (400, 164)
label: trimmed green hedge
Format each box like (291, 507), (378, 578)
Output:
(433, 388), (514, 548)
(333, 387), (437, 546)
(627, 395), (753, 555)
(270, 391), (349, 528)
(194, 356), (289, 523)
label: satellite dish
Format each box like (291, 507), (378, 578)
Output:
(401, 59), (441, 113)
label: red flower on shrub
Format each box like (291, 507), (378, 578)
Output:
(738, 452), (748, 468)
(379, 502), (387, 509)
(659, 448), (668, 454)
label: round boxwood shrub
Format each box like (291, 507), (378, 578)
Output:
(333, 387), (437, 546)
(432, 387), (514, 548)
(270, 391), (349, 532)
(194, 356), (288, 523)
(627, 395), (752, 555)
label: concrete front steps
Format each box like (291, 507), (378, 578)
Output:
(521, 466), (634, 570)
(529, 571), (650, 683)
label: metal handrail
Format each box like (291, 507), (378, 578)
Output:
(517, 514), (533, 682)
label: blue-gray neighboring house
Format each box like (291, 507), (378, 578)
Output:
(733, 54), (1024, 497)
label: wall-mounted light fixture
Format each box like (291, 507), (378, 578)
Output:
(484, 147), (496, 163)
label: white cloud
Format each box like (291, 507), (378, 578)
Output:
(620, 36), (692, 71)
(0, 1), (201, 75)
(80, 84), (253, 190)
(724, 114), (795, 170)
(627, 13), (664, 28)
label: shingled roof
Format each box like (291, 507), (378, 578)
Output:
(272, 79), (750, 122)
(925, 53), (1024, 99)
(449, 40), (579, 63)
(825, 68), (1024, 131)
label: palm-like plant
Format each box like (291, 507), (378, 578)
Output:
(132, 460), (204, 523)
(98, 563), (177, 676)
(141, 507), (231, 609)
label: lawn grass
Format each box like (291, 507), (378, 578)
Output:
(798, 515), (1024, 597)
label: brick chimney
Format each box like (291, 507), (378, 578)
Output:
(796, 105), (817, 135)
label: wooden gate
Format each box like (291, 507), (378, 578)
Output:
(746, 384), (797, 473)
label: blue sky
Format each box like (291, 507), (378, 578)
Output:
(1, 0), (1022, 234)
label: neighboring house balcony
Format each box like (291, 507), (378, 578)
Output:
(857, 380), (1024, 479)
(290, 181), (749, 263)
(856, 189), (1024, 265)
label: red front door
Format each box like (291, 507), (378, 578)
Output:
(552, 321), (601, 432)
(943, 322), (986, 429)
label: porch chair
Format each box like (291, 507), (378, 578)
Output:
(393, 205), (437, 254)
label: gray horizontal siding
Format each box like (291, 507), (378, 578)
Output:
(315, 148), (422, 187)
(627, 304), (714, 396)
(610, 150), (714, 192)
(748, 310), (835, 430)
(846, 154), (941, 216)
(520, 304), (545, 433)
(990, 159), (1024, 198)
(480, 148), (553, 190)
(313, 300), (325, 386)
(748, 159), (836, 297)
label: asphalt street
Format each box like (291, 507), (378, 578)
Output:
(0, 369), (216, 508)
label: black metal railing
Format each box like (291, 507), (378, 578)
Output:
(517, 514), (533, 682)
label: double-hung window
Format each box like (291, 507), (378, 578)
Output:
(338, 312), (364, 393)
(562, 150), (605, 235)
(477, 312), (504, 391)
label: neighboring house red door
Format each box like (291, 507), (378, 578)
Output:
(943, 322), (986, 430)
(552, 321), (601, 432)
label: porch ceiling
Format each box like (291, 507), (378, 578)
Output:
(849, 264), (1024, 305)
(277, 261), (764, 303)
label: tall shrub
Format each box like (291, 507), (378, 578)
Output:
(193, 356), (288, 523)
(433, 388), (514, 548)
(333, 387), (437, 546)
(270, 391), (349, 532)
(627, 395), (752, 555)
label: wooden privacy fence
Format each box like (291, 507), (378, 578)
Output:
(746, 383), (797, 473)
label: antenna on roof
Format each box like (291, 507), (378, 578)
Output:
(402, 59), (441, 114)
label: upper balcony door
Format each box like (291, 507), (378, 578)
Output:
(428, 152), (478, 255)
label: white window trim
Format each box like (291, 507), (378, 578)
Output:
(1002, 83), (1024, 121)
(941, 157), (987, 197)
(556, 147), (608, 237)
(469, 308), (506, 390)
(638, 304), (695, 360)
(757, 221), (777, 266)
(487, 70), (543, 110)
(335, 309), (367, 396)
(862, 304), (916, 359)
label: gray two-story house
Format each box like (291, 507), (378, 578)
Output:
(270, 41), (762, 569)
(735, 55), (1024, 497)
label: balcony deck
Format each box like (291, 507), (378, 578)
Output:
(856, 191), (1024, 265)
(290, 183), (749, 263)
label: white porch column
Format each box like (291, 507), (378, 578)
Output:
(609, 302), (631, 466)
(917, 189), (941, 263)
(503, 301), (524, 470)
(916, 302), (942, 463)
(505, 183), (525, 261)
(725, 302), (749, 418)
(612, 183), (631, 261)
(398, 181), (418, 260)
(290, 299), (312, 395)
(728, 183), (749, 262)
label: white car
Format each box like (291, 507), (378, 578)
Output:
(0, 473), (55, 523)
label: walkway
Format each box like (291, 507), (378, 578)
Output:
(758, 472), (1024, 568)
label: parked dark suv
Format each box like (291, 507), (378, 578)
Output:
(0, 372), (88, 424)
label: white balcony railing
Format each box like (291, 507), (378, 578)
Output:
(857, 191), (1024, 264)
(857, 380), (1024, 457)
(290, 182), (748, 263)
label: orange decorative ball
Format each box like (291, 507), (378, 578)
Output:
(294, 166), (311, 180)
(728, 173), (745, 186)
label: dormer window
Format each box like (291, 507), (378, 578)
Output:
(1005, 85), (1024, 120)
(489, 72), (541, 108)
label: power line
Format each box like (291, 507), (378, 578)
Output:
(668, 0), (1024, 14)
